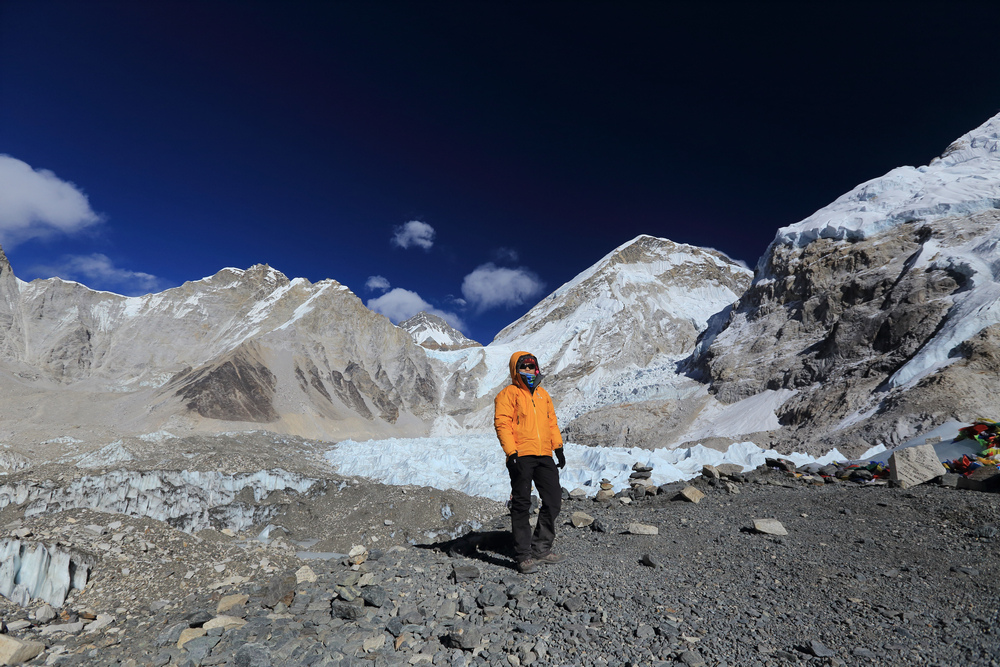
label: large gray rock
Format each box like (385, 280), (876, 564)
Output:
(889, 444), (944, 488)
(753, 519), (787, 536)
(0, 635), (46, 665)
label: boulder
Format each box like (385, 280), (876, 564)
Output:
(677, 486), (706, 503)
(627, 523), (658, 535)
(0, 635), (46, 665)
(889, 444), (944, 488)
(753, 519), (788, 536)
(959, 464), (1000, 492)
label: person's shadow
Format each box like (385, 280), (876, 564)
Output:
(416, 530), (517, 569)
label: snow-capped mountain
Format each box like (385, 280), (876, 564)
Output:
(2, 113), (998, 461)
(0, 254), (440, 446)
(695, 112), (1000, 455)
(399, 312), (481, 351)
(429, 235), (753, 429)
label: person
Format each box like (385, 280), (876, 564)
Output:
(494, 351), (567, 573)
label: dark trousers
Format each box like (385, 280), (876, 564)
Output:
(507, 455), (562, 562)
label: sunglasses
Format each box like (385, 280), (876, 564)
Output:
(518, 363), (537, 371)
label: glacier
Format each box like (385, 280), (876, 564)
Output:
(323, 434), (850, 503)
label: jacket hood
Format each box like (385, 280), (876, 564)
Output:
(508, 351), (541, 389)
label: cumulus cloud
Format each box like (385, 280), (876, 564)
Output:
(25, 254), (166, 296)
(0, 155), (102, 247)
(461, 263), (545, 312)
(365, 275), (391, 292)
(367, 287), (465, 331)
(391, 220), (435, 250)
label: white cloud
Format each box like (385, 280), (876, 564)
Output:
(391, 220), (435, 250)
(461, 263), (545, 312)
(366, 275), (391, 292)
(25, 254), (166, 296)
(0, 155), (102, 247)
(367, 287), (465, 330)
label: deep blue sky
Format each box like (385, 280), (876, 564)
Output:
(1, 2), (998, 344)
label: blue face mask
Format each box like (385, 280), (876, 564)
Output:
(519, 371), (540, 389)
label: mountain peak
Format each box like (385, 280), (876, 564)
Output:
(399, 312), (481, 351)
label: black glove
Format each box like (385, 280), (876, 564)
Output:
(555, 448), (566, 469)
(506, 452), (518, 469)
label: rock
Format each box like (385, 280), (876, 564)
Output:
(940, 473), (962, 488)
(181, 610), (213, 627)
(753, 519), (788, 536)
(156, 622), (189, 647)
(595, 489), (615, 501)
(34, 605), (56, 624)
(451, 564), (480, 582)
(632, 463), (653, 472)
(362, 585), (388, 607)
(438, 599), (457, 619)
(217, 594), (249, 614)
(39, 621), (84, 636)
(0, 635), (46, 665)
(562, 596), (585, 612)
(629, 470), (652, 479)
(363, 634), (386, 652)
(331, 600), (367, 620)
(204, 615), (247, 631)
(348, 544), (369, 565)
(627, 523), (658, 535)
(476, 585), (507, 608)
(446, 624), (483, 650)
(295, 565), (318, 584)
(83, 614), (115, 633)
(959, 464), (1000, 492)
(261, 571), (297, 609)
(591, 519), (607, 533)
(177, 627), (207, 648)
(233, 643), (271, 667)
(764, 458), (795, 472)
(678, 649), (706, 666)
(889, 444), (945, 488)
(569, 488), (589, 500)
(640, 554), (661, 568)
(677, 486), (706, 503)
(570, 512), (594, 528)
(702, 465), (721, 480)
(850, 469), (874, 482)
(808, 639), (836, 657)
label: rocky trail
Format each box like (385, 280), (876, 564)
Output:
(2, 463), (999, 667)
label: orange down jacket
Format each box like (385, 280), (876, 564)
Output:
(494, 350), (563, 458)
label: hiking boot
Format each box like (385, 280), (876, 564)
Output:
(518, 558), (539, 574)
(536, 552), (567, 565)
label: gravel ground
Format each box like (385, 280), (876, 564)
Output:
(1, 466), (999, 667)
